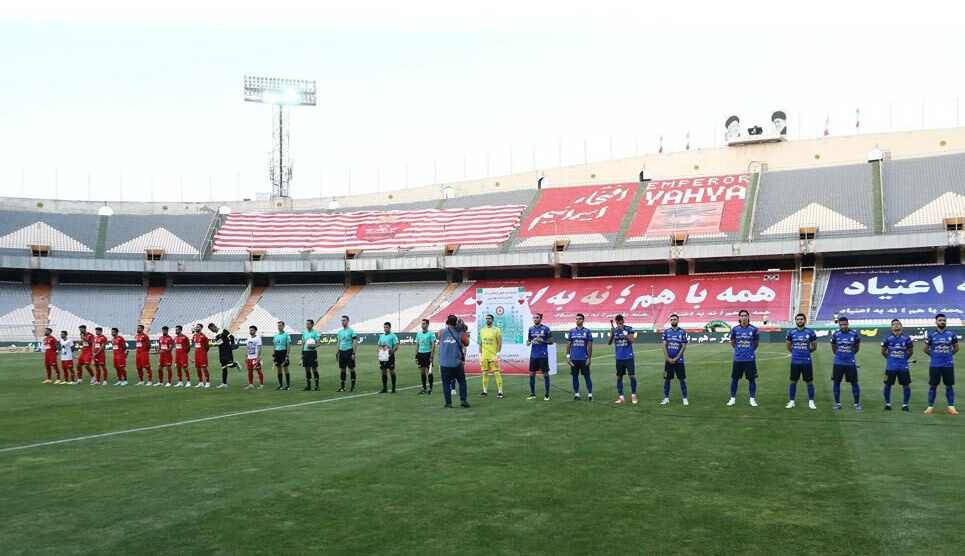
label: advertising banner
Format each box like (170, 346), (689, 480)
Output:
(517, 183), (637, 237)
(817, 266), (965, 320)
(626, 174), (749, 237)
(466, 286), (557, 375)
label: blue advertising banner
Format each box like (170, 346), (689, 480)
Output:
(817, 266), (965, 320)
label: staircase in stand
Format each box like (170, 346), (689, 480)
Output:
(317, 286), (363, 330)
(798, 267), (815, 320)
(229, 285), (268, 333)
(139, 286), (165, 332)
(32, 284), (51, 339)
(406, 282), (462, 332)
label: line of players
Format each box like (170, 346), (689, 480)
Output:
(41, 323), (239, 388)
(38, 309), (959, 414)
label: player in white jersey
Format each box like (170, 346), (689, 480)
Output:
(59, 331), (77, 384)
(245, 325), (264, 390)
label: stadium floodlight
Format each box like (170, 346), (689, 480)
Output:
(243, 75), (317, 198)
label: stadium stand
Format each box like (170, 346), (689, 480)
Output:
(47, 283), (146, 335)
(883, 153), (965, 231)
(754, 164), (874, 238)
(0, 210), (98, 256)
(324, 282), (448, 333)
(149, 285), (247, 333)
(237, 284), (345, 334)
(105, 214), (213, 258)
(0, 281), (35, 340)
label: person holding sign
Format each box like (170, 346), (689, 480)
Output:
(378, 322), (400, 393)
(526, 313), (554, 401)
(479, 314), (504, 399)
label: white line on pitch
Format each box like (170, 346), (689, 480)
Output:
(0, 385), (423, 454)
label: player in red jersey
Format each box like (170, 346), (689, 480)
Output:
(92, 327), (109, 386)
(173, 325), (192, 387)
(59, 330), (76, 383)
(192, 324), (211, 388)
(157, 326), (174, 387)
(110, 327), (129, 386)
(133, 324), (152, 386)
(77, 325), (95, 384)
(41, 328), (61, 383)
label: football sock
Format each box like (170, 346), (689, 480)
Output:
(312, 370), (319, 386)
(137, 369), (144, 381)
(248, 370), (254, 384)
(147, 369), (153, 381)
(185, 370), (192, 382)
(391, 373), (397, 389)
(832, 382), (841, 403)
(428, 372), (434, 390)
(494, 371), (503, 392)
(222, 369), (228, 385)
(730, 378), (738, 397)
(748, 380), (757, 397)
(285, 372), (290, 387)
(616, 378), (624, 396)
(789, 382), (797, 401)
(45, 367), (51, 380)
(680, 380), (687, 398)
(256, 371), (264, 383)
(629, 377), (638, 395)
(350, 371), (356, 389)
(177, 369), (183, 381)
(571, 368), (580, 393)
(306, 369), (312, 387)
(664, 380), (671, 398)
(583, 370), (592, 394)
(529, 374), (536, 395)
(883, 385), (892, 404)
(167, 369), (173, 382)
(482, 371), (490, 391)
(947, 387), (955, 406)
(420, 372), (427, 390)
(340, 370), (346, 388)
(928, 387), (937, 406)
(544, 375), (550, 397)
(381, 374), (388, 390)
(807, 383), (815, 401)
(277, 372), (283, 386)
(903, 387), (911, 405)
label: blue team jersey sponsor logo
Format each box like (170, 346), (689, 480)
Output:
(882, 334), (913, 371)
(567, 328), (592, 360)
(613, 325), (634, 360)
(529, 325), (551, 358)
(786, 328), (817, 364)
(730, 325), (759, 361)
(925, 330), (957, 368)
(831, 330), (860, 365)
(662, 328), (688, 362)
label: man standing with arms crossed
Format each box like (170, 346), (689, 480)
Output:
(415, 319), (436, 395)
(273, 321), (292, 391)
(923, 313), (958, 414)
(336, 316), (358, 392)
(661, 314), (689, 406)
(785, 313), (818, 409)
(566, 313), (593, 401)
(479, 314), (504, 399)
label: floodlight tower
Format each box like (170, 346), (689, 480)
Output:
(243, 76), (316, 198)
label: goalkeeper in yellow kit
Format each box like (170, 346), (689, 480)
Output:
(479, 314), (504, 399)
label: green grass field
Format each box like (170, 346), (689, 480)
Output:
(2, 342), (964, 555)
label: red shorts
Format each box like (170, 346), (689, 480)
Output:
(113, 354), (127, 369)
(159, 353), (173, 367)
(175, 355), (188, 368)
(195, 354), (208, 368)
(94, 355), (106, 366)
(79, 352), (92, 365)
(61, 360), (74, 369)
(246, 358), (262, 371)
(45, 352), (57, 365)
(136, 352), (151, 368)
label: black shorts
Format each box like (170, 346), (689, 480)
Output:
(663, 361), (686, 381)
(337, 349), (356, 369)
(219, 354), (235, 367)
(731, 360), (758, 380)
(379, 354), (396, 371)
(301, 350), (318, 368)
(929, 367), (955, 387)
(832, 364), (858, 383)
(884, 371), (912, 386)
(790, 363), (814, 382)
(616, 358), (636, 376)
(272, 350), (289, 367)
(570, 360), (590, 375)
(416, 352), (432, 369)
(529, 357), (550, 374)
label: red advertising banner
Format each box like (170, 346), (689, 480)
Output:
(433, 272), (791, 326)
(517, 183), (637, 237)
(627, 174), (750, 237)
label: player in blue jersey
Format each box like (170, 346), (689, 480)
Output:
(923, 313), (958, 414)
(881, 318), (914, 411)
(566, 313), (593, 402)
(727, 310), (760, 407)
(830, 316), (862, 410)
(526, 313), (554, 401)
(785, 313), (818, 410)
(661, 314), (688, 405)
(608, 315), (637, 404)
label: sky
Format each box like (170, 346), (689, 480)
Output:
(1, 0), (963, 203)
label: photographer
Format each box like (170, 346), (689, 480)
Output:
(436, 315), (470, 409)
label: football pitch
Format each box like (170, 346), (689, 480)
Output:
(2, 342), (963, 555)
